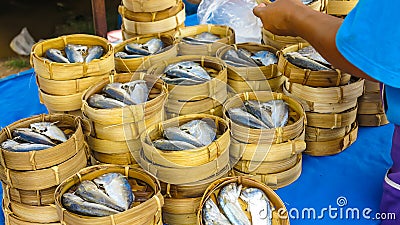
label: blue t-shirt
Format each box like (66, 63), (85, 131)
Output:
(336, 0), (400, 125)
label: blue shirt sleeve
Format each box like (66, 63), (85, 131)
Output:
(336, 0), (400, 88)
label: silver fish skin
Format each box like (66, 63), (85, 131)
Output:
(13, 128), (56, 146)
(240, 188), (272, 225)
(164, 127), (203, 147)
(143, 38), (163, 54)
(125, 43), (150, 55)
(1, 139), (52, 152)
(251, 50), (278, 67)
(195, 32), (220, 41)
(222, 49), (258, 67)
(270, 100), (289, 128)
(62, 193), (120, 217)
(182, 32), (220, 45)
(93, 173), (134, 211)
(285, 52), (331, 71)
(65, 44), (84, 63)
(180, 119), (216, 146)
(202, 199), (232, 225)
(164, 61), (211, 81)
(153, 139), (197, 151)
(228, 108), (269, 129)
(218, 183), (251, 225)
(244, 101), (274, 128)
(75, 180), (125, 212)
(122, 80), (149, 104)
(182, 37), (215, 45)
(30, 122), (68, 143)
(161, 76), (205, 86)
(115, 52), (144, 59)
(88, 94), (127, 109)
(45, 49), (70, 63)
(103, 83), (136, 105)
(237, 48), (258, 65)
(297, 46), (330, 66)
(85, 45), (104, 63)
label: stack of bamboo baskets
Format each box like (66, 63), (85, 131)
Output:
(173, 24), (236, 56)
(119, 0), (185, 40)
(31, 34), (114, 115)
(82, 73), (167, 165)
(224, 92), (307, 189)
(0, 114), (88, 225)
(148, 55), (228, 118)
(216, 43), (284, 94)
(279, 43), (364, 156)
(357, 80), (389, 126)
(54, 164), (164, 225)
(114, 34), (178, 73)
(326, 0), (358, 17)
(139, 114), (231, 224)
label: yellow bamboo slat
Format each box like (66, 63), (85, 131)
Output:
(227, 75), (285, 94)
(122, 0), (178, 12)
(234, 154), (299, 174)
(262, 28), (307, 50)
(305, 124), (352, 142)
(357, 101), (385, 115)
(162, 197), (201, 225)
(306, 106), (358, 129)
(39, 89), (83, 112)
(121, 25), (183, 41)
(357, 113), (390, 127)
(326, 0), (358, 16)
(2, 183), (56, 206)
(118, 2), (182, 22)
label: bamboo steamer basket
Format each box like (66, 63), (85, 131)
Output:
(233, 154), (302, 189)
(227, 75), (285, 94)
(282, 83), (358, 113)
(54, 164), (164, 225)
(234, 153), (299, 174)
(174, 24), (235, 56)
(31, 34), (114, 81)
(141, 114), (230, 167)
(2, 184), (56, 206)
(358, 91), (382, 103)
(216, 43), (280, 81)
(162, 197), (201, 225)
(122, 0), (178, 12)
(0, 114), (87, 171)
(82, 73), (167, 141)
(36, 73), (109, 96)
(262, 28), (308, 50)
(306, 106), (358, 129)
(122, 3), (185, 35)
(305, 122), (358, 156)
(91, 151), (136, 165)
(148, 55), (228, 102)
(198, 176), (289, 224)
(118, 2), (182, 22)
(284, 78), (364, 104)
(121, 25), (183, 40)
(0, 147), (88, 191)
(305, 123), (352, 142)
(357, 113), (389, 127)
(278, 43), (351, 87)
(364, 80), (380, 93)
(223, 91), (306, 144)
(326, 0), (358, 16)
(357, 101), (384, 114)
(47, 109), (83, 117)
(39, 89), (83, 112)
(114, 34), (177, 73)
(165, 103), (224, 119)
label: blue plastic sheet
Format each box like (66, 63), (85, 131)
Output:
(0, 14), (394, 225)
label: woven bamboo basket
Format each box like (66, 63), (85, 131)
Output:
(122, 0), (178, 12)
(278, 43), (351, 87)
(216, 43), (280, 80)
(162, 197), (201, 225)
(284, 78), (364, 104)
(54, 164), (164, 225)
(36, 73), (109, 96)
(91, 151), (136, 165)
(326, 0), (358, 16)
(122, 4), (185, 35)
(82, 73), (167, 142)
(31, 34), (114, 81)
(233, 154), (302, 189)
(227, 75), (285, 94)
(223, 92), (306, 144)
(118, 2), (182, 22)
(39, 89), (84, 112)
(164, 94), (225, 118)
(357, 101), (384, 115)
(198, 176), (289, 224)
(358, 92), (381, 103)
(121, 25), (183, 40)
(262, 28), (307, 50)
(114, 34), (177, 73)
(174, 24), (235, 56)
(364, 80), (380, 93)
(165, 104), (224, 119)
(306, 106), (358, 129)
(234, 153), (299, 174)
(148, 55), (228, 102)
(141, 114), (230, 167)
(0, 114), (87, 171)
(47, 109), (83, 117)
(282, 83), (358, 113)
(2, 184), (56, 206)
(305, 123), (352, 142)
(305, 122), (358, 156)
(357, 113), (389, 127)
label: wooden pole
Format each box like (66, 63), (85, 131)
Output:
(91, 0), (108, 38)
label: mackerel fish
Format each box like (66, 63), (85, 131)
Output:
(240, 188), (272, 225)
(202, 198), (232, 225)
(218, 183), (251, 225)
(62, 193), (120, 217)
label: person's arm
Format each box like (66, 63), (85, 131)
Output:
(253, 0), (376, 81)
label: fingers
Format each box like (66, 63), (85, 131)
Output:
(253, 2), (268, 18)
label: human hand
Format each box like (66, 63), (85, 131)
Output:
(253, 0), (308, 36)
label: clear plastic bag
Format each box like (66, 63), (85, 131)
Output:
(197, 0), (262, 43)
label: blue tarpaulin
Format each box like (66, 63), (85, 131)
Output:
(0, 14), (394, 225)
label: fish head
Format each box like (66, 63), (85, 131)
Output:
(144, 38), (163, 54)
(125, 43), (150, 55)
